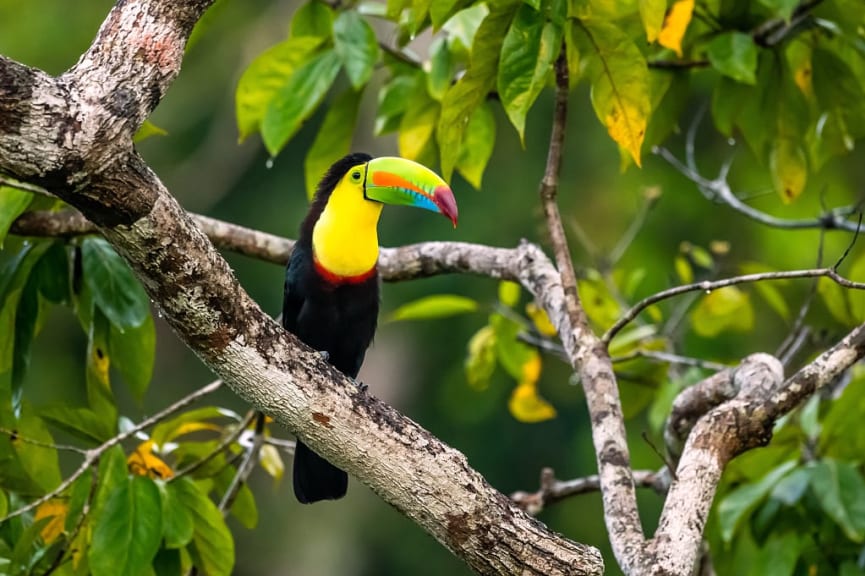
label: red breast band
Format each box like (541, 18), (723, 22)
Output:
(313, 257), (377, 286)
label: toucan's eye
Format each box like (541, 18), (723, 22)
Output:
(350, 170), (362, 183)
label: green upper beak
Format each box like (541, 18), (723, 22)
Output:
(363, 157), (458, 227)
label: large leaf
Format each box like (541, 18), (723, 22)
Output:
(388, 294), (478, 322)
(89, 475), (163, 576)
(304, 89), (362, 199)
(290, 0), (334, 39)
(438, 1), (519, 180)
(572, 20), (650, 166)
(639, 0), (666, 42)
(81, 237), (149, 331)
(657, 0), (693, 56)
(427, 35), (454, 101)
(810, 459), (865, 542)
(11, 275), (38, 411)
(160, 481), (195, 549)
(464, 325), (496, 390)
(109, 313), (156, 403)
(173, 477), (235, 576)
(717, 460), (797, 542)
(333, 11), (379, 89)
(261, 49), (342, 156)
(0, 187), (32, 248)
(497, 4), (562, 143)
(235, 36), (325, 141)
(456, 100), (495, 189)
(398, 88), (441, 162)
(375, 73), (421, 135)
(690, 286), (754, 337)
(10, 404), (62, 494)
(706, 31), (758, 85)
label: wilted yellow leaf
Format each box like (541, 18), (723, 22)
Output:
(526, 303), (557, 337)
(35, 499), (67, 544)
(465, 325), (497, 390)
(658, 0), (694, 57)
(259, 444), (285, 481)
(770, 138), (808, 203)
(128, 440), (174, 479)
(521, 352), (542, 384)
(509, 382), (556, 423)
(171, 421), (221, 439)
(91, 345), (110, 390)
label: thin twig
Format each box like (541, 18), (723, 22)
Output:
(608, 188), (660, 266)
(612, 350), (729, 372)
(0, 379), (223, 524)
(604, 268), (865, 344)
(511, 467), (667, 515)
(219, 411), (266, 515)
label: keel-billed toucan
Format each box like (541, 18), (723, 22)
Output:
(284, 153), (458, 503)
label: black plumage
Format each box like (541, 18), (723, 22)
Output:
(283, 152), (379, 503)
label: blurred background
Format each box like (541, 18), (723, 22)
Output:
(2, 1), (864, 574)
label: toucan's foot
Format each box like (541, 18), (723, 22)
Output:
(318, 350), (330, 362)
(353, 379), (368, 393)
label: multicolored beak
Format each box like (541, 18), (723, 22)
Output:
(363, 157), (458, 227)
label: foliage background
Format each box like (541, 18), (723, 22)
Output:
(1, 0), (864, 574)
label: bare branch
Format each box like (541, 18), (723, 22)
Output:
(512, 467), (668, 516)
(605, 268), (865, 343)
(536, 51), (644, 572)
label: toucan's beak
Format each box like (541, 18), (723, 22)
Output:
(364, 157), (458, 227)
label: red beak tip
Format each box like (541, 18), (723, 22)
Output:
(434, 185), (458, 228)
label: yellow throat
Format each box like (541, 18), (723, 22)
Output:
(312, 172), (383, 278)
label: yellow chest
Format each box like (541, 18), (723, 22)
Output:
(311, 183), (383, 278)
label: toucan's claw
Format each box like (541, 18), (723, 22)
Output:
(353, 379), (368, 393)
(318, 350), (330, 363)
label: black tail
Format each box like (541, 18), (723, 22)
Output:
(292, 440), (348, 503)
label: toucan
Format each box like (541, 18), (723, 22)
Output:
(284, 152), (458, 504)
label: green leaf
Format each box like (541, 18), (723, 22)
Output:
(754, 530), (800, 576)
(9, 405), (62, 494)
(81, 237), (149, 330)
(213, 466), (258, 529)
(438, 1), (519, 180)
(465, 325), (497, 390)
(86, 307), (118, 426)
(427, 36), (454, 101)
(151, 406), (235, 448)
(399, 88), (440, 162)
(109, 313), (156, 403)
(757, 0), (798, 20)
(31, 241), (69, 304)
(39, 405), (114, 444)
(93, 445), (129, 521)
(639, 0), (665, 42)
(456, 101), (496, 189)
(65, 471), (93, 531)
(11, 275), (38, 410)
(0, 187), (33, 248)
(89, 475), (163, 576)
(572, 20), (650, 166)
(690, 286), (754, 337)
(235, 36), (324, 141)
(290, 0), (334, 39)
(262, 49), (342, 156)
(578, 276), (621, 331)
(711, 76), (751, 136)
(489, 312), (534, 381)
(718, 460), (797, 542)
(304, 89), (362, 200)
(388, 294), (478, 322)
(770, 466), (809, 506)
(497, 5), (562, 143)
(375, 73), (420, 135)
(430, 0), (463, 28)
(498, 281), (521, 307)
(809, 459), (865, 542)
(821, 374), (865, 459)
(333, 11), (379, 89)
(133, 120), (168, 143)
(160, 481), (195, 549)
(818, 276), (852, 325)
(706, 32), (759, 85)
(770, 138), (808, 203)
(441, 4), (488, 55)
(173, 478), (234, 576)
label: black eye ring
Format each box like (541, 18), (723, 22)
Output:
(351, 171), (361, 181)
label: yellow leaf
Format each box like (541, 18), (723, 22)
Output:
(658, 0), (694, 57)
(770, 138), (808, 203)
(35, 499), (67, 544)
(640, 0), (667, 42)
(521, 352), (542, 384)
(127, 440), (174, 479)
(91, 344), (110, 390)
(259, 444), (285, 481)
(526, 302), (557, 337)
(171, 421), (221, 439)
(509, 382), (556, 423)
